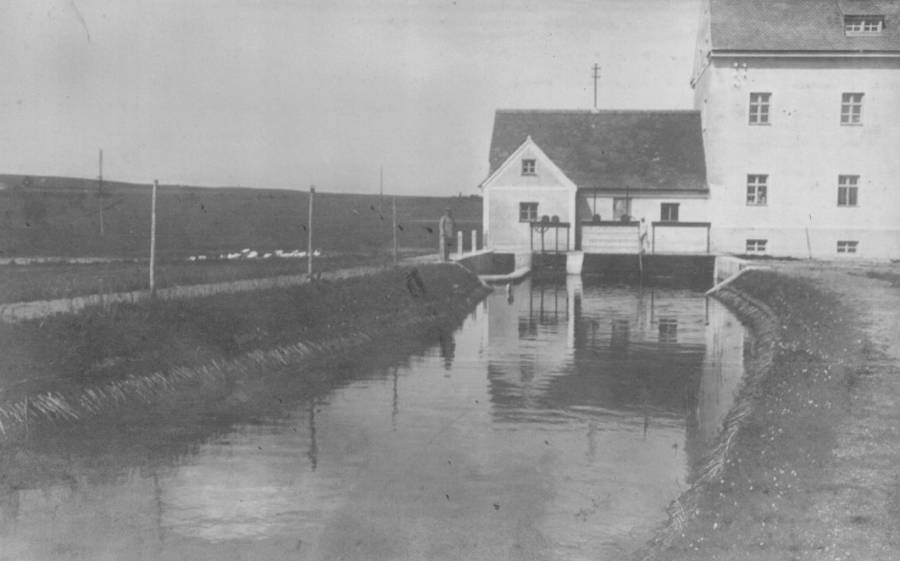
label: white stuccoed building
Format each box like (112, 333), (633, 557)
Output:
(692, 0), (900, 259)
(481, 0), (900, 260)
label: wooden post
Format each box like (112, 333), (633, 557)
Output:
(456, 230), (463, 258)
(98, 148), (104, 236)
(392, 197), (398, 265)
(471, 230), (477, 253)
(308, 186), (315, 276)
(149, 180), (157, 294)
(439, 233), (446, 261)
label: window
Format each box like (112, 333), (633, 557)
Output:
(746, 239), (767, 254)
(521, 159), (536, 175)
(519, 202), (538, 222)
(658, 318), (678, 344)
(837, 175), (859, 207)
(837, 240), (859, 254)
(844, 15), (884, 35)
(660, 203), (680, 222)
(841, 93), (864, 125)
(746, 174), (768, 205)
(749, 92), (771, 125)
(613, 197), (632, 221)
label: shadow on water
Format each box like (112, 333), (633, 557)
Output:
(0, 277), (750, 561)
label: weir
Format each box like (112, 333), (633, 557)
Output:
(457, 249), (720, 287)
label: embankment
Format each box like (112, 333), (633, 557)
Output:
(0, 263), (489, 445)
(639, 267), (876, 560)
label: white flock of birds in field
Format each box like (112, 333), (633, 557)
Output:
(186, 248), (322, 262)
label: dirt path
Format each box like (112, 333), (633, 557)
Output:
(0, 254), (444, 323)
(777, 264), (900, 560)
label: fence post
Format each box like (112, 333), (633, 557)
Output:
(392, 197), (398, 265)
(471, 230), (477, 253)
(457, 231), (463, 258)
(307, 185), (315, 276)
(149, 180), (157, 295)
(439, 234), (446, 262)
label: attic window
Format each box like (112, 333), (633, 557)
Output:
(521, 159), (536, 175)
(844, 15), (884, 35)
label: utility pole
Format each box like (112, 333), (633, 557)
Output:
(592, 63), (601, 110)
(98, 148), (104, 235)
(149, 180), (158, 295)
(392, 196), (398, 265)
(307, 185), (315, 276)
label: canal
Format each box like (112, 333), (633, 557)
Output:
(0, 278), (748, 560)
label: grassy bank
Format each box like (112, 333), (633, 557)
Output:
(639, 268), (877, 560)
(0, 263), (489, 439)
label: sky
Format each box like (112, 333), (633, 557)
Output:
(0, 0), (702, 196)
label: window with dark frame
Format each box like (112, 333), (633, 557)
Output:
(841, 93), (864, 125)
(837, 240), (859, 254)
(746, 174), (768, 205)
(746, 239), (767, 254)
(658, 318), (678, 344)
(837, 175), (859, 207)
(844, 15), (884, 35)
(660, 203), (679, 222)
(521, 159), (536, 175)
(749, 92), (771, 125)
(519, 202), (538, 222)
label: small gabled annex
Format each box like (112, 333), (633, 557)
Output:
(481, 109), (709, 254)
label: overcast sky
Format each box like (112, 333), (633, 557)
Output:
(0, 0), (702, 195)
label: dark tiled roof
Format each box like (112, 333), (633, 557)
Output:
(487, 110), (707, 193)
(709, 0), (900, 52)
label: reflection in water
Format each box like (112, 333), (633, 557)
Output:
(439, 330), (456, 371)
(308, 398), (319, 471)
(0, 278), (748, 561)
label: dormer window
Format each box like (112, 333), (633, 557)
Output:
(521, 159), (536, 175)
(844, 15), (884, 35)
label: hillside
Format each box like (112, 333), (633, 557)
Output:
(0, 175), (482, 259)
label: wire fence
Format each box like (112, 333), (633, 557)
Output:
(0, 182), (484, 303)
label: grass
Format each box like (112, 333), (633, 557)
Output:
(0, 173), (482, 259)
(0, 263), (487, 406)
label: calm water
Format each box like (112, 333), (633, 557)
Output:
(0, 278), (747, 561)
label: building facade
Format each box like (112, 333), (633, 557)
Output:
(482, 0), (900, 260)
(693, 0), (900, 259)
(481, 110), (710, 255)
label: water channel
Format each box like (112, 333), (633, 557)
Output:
(0, 278), (749, 561)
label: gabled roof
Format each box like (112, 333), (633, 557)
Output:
(487, 110), (707, 193)
(708, 0), (900, 53)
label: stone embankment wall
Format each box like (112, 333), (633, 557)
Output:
(640, 272), (779, 556)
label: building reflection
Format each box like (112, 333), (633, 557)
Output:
(484, 277), (747, 477)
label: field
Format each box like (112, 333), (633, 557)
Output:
(0, 174), (482, 259)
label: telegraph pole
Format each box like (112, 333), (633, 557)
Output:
(307, 185), (315, 276)
(392, 196), (398, 265)
(592, 64), (601, 110)
(149, 180), (158, 294)
(98, 148), (104, 235)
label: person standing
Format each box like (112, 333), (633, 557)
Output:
(439, 208), (455, 261)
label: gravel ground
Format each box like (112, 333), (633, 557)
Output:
(640, 260), (900, 561)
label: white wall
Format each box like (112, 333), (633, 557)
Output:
(484, 142), (576, 252)
(696, 57), (900, 259)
